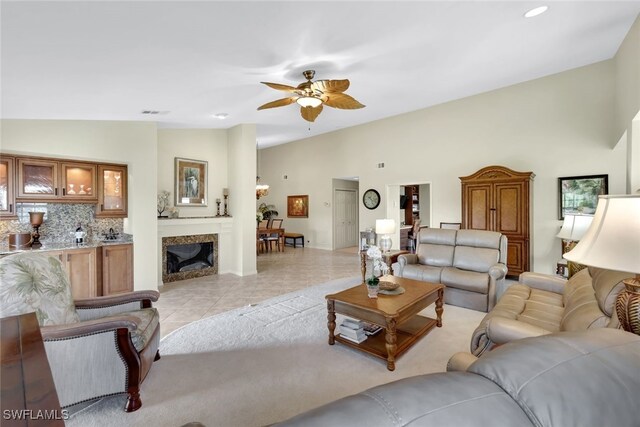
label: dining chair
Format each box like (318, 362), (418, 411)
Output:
(263, 218), (284, 252)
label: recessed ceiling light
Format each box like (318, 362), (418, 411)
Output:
(213, 113), (229, 119)
(524, 5), (548, 18)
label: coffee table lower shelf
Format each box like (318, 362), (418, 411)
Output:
(335, 315), (437, 361)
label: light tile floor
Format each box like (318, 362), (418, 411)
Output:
(157, 247), (361, 338)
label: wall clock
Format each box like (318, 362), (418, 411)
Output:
(363, 189), (380, 210)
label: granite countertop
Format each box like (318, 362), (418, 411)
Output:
(0, 236), (133, 256)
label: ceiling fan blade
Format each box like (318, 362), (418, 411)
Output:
(261, 82), (299, 92)
(311, 79), (350, 93)
(300, 104), (323, 122)
(257, 97), (297, 110)
(323, 93), (365, 109)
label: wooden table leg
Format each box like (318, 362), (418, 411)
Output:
(360, 251), (367, 283)
(435, 288), (444, 327)
(385, 316), (398, 371)
(327, 300), (336, 345)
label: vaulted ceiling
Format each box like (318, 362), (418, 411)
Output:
(2, 1), (639, 147)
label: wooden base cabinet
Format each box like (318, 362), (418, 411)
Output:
(41, 244), (133, 299)
(460, 166), (534, 277)
(102, 244), (134, 295)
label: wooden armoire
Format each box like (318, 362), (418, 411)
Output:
(460, 165), (534, 277)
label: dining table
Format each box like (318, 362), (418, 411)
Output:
(257, 228), (285, 254)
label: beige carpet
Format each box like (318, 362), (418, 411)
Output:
(67, 276), (485, 427)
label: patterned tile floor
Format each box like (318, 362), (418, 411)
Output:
(157, 247), (361, 338)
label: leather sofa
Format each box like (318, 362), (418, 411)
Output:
(276, 329), (640, 426)
(394, 228), (507, 312)
(468, 266), (628, 357)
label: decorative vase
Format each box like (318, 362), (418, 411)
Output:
(366, 283), (379, 299)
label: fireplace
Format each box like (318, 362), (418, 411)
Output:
(162, 233), (218, 283)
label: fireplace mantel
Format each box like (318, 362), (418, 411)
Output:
(157, 217), (233, 286)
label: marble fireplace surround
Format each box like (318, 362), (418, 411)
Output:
(162, 233), (218, 283)
(157, 217), (233, 286)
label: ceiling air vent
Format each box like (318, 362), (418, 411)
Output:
(141, 110), (170, 115)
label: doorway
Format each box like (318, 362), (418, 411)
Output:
(333, 184), (359, 250)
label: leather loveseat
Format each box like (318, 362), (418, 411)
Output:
(394, 228), (507, 312)
(468, 266), (628, 357)
(276, 329), (640, 426)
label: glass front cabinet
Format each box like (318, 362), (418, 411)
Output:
(96, 164), (128, 218)
(0, 156), (17, 218)
(60, 162), (97, 201)
(17, 158), (59, 199)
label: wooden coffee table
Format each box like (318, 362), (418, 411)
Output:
(326, 275), (444, 371)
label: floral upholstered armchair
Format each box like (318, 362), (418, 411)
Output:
(0, 252), (161, 412)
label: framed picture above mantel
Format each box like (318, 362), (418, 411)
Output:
(558, 174), (608, 220)
(175, 157), (207, 207)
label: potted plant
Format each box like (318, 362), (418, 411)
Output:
(258, 202), (278, 220)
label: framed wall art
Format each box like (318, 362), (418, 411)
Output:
(558, 174), (608, 219)
(175, 157), (208, 207)
(287, 195), (308, 218)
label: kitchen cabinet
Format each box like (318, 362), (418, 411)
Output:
(17, 158), (59, 199)
(102, 244), (133, 295)
(96, 164), (128, 218)
(60, 162), (97, 201)
(0, 155), (17, 219)
(16, 157), (98, 202)
(460, 165), (534, 277)
(46, 248), (99, 299)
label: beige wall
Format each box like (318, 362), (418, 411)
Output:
(157, 129), (229, 217)
(614, 15), (640, 193)
(260, 60), (627, 274)
(0, 119), (159, 290)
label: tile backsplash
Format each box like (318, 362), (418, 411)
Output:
(0, 203), (124, 243)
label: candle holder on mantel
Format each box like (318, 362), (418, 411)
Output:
(222, 189), (231, 217)
(29, 211), (45, 247)
(215, 199), (222, 217)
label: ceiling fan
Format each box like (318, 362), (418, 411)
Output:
(257, 70), (365, 122)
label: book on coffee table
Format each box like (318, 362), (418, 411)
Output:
(362, 322), (383, 336)
(339, 333), (367, 344)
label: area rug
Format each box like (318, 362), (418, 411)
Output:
(67, 276), (485, 427)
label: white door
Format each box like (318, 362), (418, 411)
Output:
(334, 189), (358, 249)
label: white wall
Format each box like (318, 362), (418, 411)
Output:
(1, 119), (159, 290)
(260, 60), (627, 274)
(157, 129), (228, 217)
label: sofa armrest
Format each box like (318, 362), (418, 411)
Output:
(486, 317), (552, 345)
(398, 254), (417, 267)
(519, 272), (566, 294)
(447, 352), (478, 372)
(40, 315), (138, 340)
(75, 290), (160, 309)
(489, 263), (507, 280)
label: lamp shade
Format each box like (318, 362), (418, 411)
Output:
(564, 195), (640, 274)
(375, 219), (396, 235)
(556, 214), (593, 241)
(296, 96), (322, 108)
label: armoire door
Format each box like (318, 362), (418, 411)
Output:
(462, 183), (493, 231)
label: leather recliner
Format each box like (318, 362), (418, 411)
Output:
(276, 329), (640, 426)
(394, 228), (507, 312)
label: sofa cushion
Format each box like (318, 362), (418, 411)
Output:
(453, 246), (499, 273)
(417, 244), (454, 267)
(400, 264), (442, 283)
(118, 307), (159, 352)
(441, 267), (488, 293)
(589, 267), (629, 317)
(455, 229), (503, 249)
(469, 329), (640, 427)
(418, 228), (457, 245)
(562, 267), (592, 306)
(0, 252), (80, 326)
(517, 299), (563, 332)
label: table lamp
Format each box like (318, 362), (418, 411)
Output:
(563, 195), (640, 335)
(376, 219), (396, 253)
(29, 211), (44, 247)
(556, 214), (593, 253)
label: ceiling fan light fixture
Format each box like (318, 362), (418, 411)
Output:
(524, 5), (548, 18)
(296, 96), (322, 108)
